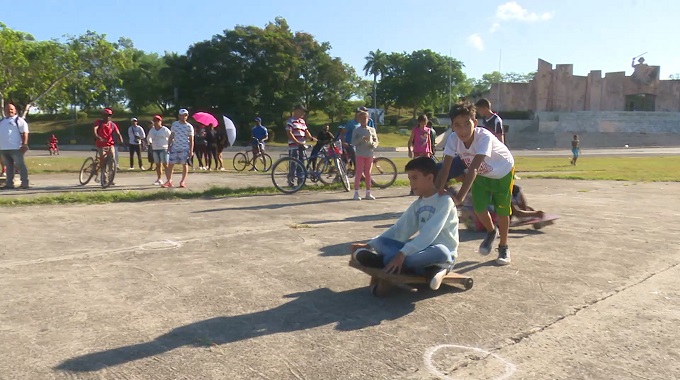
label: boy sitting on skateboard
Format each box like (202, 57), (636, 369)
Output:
(436, 101), (515, 265)
(350, 156), (458, 291)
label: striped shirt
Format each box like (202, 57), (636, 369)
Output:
(286, 117), (307, 147)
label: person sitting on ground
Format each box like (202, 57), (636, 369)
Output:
(350, 156), (458, 291)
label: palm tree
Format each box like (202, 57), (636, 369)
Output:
(363, 50), (387, 109)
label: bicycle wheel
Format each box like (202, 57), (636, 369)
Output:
(271, 157), (306, 194)
(334, 157), (351, 192)
(233, 153), (248, 172)
(79, 157), (96, 185)
(100, 155), (116, 189)
(371, 156), (398, 189)
(253, 153), (272, 172)
(317, 157), (334, 185)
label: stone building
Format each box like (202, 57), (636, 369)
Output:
(487, 59), (680, 112)
(476, 59), (680, 148)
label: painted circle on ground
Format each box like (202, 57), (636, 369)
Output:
(138, 240), (183, 251)
(424, 344), (517, 380)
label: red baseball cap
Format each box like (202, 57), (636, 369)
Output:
(153, 115), (162, 121)
(102, 108), (113, 115)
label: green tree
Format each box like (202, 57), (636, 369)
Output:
(363, 49), (387, 109)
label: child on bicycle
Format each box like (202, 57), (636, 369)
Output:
(310, 124), (334, 172)
(251, 117), (269, 171)
(286, 104), (316, 186)
(48, 134), (59, 155)
(351, 110), (379, 200)
(350, 156), (458, 291)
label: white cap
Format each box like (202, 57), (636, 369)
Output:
(178, 108), (189, 115)
(131, 117), (138, 121)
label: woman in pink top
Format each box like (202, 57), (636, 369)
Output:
(408, 114), (432, 158)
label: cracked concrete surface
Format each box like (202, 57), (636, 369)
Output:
(1, 179), (679, 379)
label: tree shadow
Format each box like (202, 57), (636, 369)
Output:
(55, 287), (434, 373)
(192, 195), (405, 213)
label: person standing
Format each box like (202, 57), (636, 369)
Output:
(351, 110), (379, 200)
(0, 102), (30, 189)
(163, 109), (194, 188)
(408, 115), (433, 159)
(285, 104), (316, 186)
(146, 115), (171, 185)
(475, 98), (504, 144)
(127, 117), (146, 170)
(204, 124), (219, 170)
(570, 134), (581, 165)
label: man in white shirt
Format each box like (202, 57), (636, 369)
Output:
(127, 117), (146, 170)
(146, 115), (171, 185)
(0, 103), (30, 189)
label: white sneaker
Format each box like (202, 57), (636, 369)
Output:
(365, 193), (376, 200)
(353, 192), (361, 200)
(128, 167), (134, 170)
(429, 268), (448, 290)
(153, 180), (161, 185)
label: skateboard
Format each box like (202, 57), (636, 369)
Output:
(349, 259), (473, 297)
(510, 213), (559, 230)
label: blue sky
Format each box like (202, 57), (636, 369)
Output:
(9, 0), (680, 80)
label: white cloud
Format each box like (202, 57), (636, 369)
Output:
(491, 1), (554, 32)
(467, 34), (485, 51)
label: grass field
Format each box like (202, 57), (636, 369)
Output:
(22, 154), (680, 182)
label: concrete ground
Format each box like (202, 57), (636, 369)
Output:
(1, 179), (679, 379)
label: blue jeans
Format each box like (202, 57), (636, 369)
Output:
(288, 146), (305, 183)
(1, 150), (28, 186)
(369, 237), (454, 275)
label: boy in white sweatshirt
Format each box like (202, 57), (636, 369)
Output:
(350, 156), (459, 290)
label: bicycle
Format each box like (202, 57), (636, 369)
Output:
(232, 141), (272, 172)
(79, 147), (117, 188)
(270, 141), (350, 194)
(345, 154), (398, 189)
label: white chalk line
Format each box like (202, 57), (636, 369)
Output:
(424, 344), (517, 380)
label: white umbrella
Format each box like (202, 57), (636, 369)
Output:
(222, 115), (237, 147)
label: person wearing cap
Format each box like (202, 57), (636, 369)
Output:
(163, 108), (194, 188)
(146, 115), (171, 185)
(94, 108), (124, 181)
(250, 117), (268, 171)
(285, 104), (316, 186)
(127, 117), (146, 170)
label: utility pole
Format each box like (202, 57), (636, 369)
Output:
(449, 49), (453, 110)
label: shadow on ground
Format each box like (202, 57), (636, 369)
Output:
(55, 287), (447, 373)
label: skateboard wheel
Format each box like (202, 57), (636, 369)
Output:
(464, 278), (474, 290)
(532, 223), (543, 230)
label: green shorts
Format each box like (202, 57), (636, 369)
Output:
(471, 168), (515, 217)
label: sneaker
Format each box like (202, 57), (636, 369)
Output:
(128, 167), (134, 170)
(365, 193), (376, 200)
(478, 226), (498, 255)
(496, 245), (511, 265)
(140, 166), (145, 170)
(19, 183), (29, 190)
(428, 267), (449, 290)
(153, 180), (162, 185)
(352, 248), (383, 268)
(353, 192), (361, 200)
(248, 168), (257, 172)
